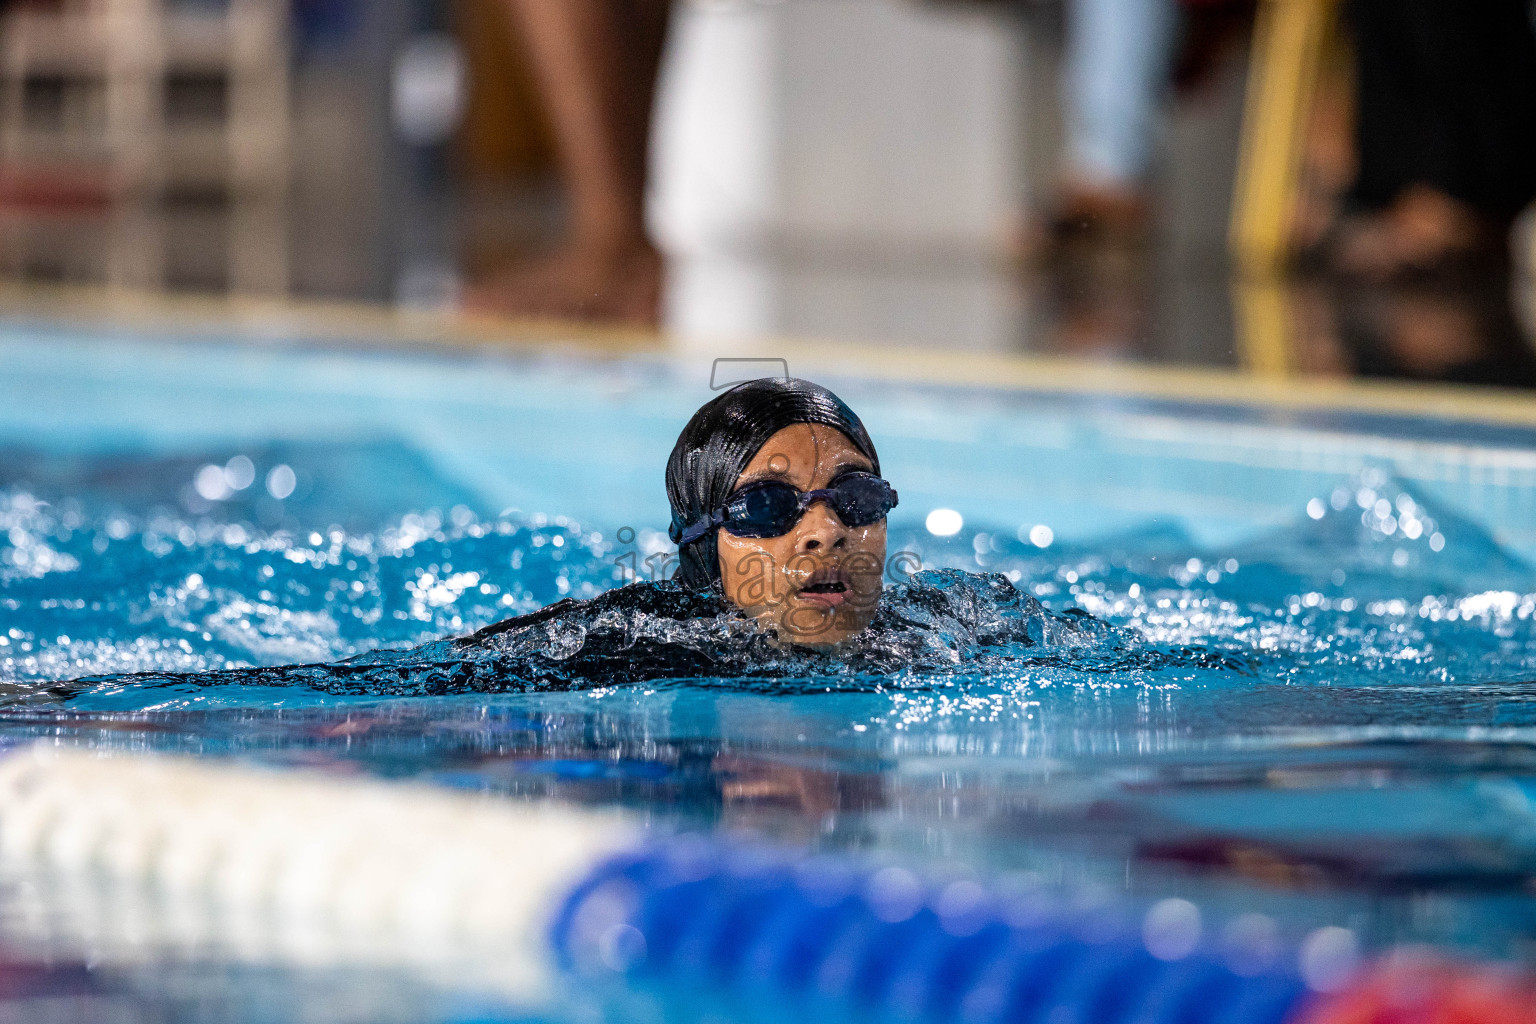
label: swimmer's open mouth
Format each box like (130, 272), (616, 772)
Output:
(796, 567), (851, 606)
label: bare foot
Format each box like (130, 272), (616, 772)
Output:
(1021, 181), (1152, 269)
(1058, 183), (1150, 236)
(463, 238), (663, 328)
(1332, 186), (1490, 280)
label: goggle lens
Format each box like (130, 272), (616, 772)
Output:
(832, 474), (894, 527)
(719, 473), (897, 538)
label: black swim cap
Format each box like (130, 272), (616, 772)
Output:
(665, 377), (881, 590)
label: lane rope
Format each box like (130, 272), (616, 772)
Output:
(1, 744), (1529, 1023)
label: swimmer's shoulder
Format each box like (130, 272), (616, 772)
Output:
(458, 579), (732, 646)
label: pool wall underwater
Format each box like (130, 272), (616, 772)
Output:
(3, 315), (1536, 1023)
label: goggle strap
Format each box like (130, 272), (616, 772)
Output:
(676, 508), (724, 548)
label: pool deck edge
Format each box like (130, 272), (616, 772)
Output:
(3, 284), (1533, 430)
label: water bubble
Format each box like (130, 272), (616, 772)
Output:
(1222, 913), (1280, 976)
(266, 465), (297, 501)
(223, 456), (255, 491)
(926, 509), (963, 537)
(1429, 532), (1445, 552)
(1143, 898), (1202, 961)
(1306, 498), (1326, 520)
(935, 879), (989, 936)
(1028, 525), (1054, 548)
(865, 866), (923, 923)
(194, 465), (231, 502)
(1299, 926), (1359, 992)
(598, 923), (646, 972)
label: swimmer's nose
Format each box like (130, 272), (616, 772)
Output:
(797, 499), (847, 553)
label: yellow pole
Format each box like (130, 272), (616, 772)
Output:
(1230, 0), (1334, 278)
(1230, 0), (1336, 377)
(1232, 277), (1296, 376)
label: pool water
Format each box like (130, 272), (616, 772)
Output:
(3, 321), (1536, 1018)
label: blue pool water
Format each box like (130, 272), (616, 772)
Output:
(3, 321), (1536, 1017)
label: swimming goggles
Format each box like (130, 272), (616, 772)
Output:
(671, 472), (898, 547)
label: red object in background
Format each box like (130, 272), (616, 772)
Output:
(1295, 954), (1536, 1024)
(0, 165), (112, 214)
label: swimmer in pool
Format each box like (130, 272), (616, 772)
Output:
(59, 375), (1149, 700)
(665, 377), (897, 648)
(72, 376), (1141, 702)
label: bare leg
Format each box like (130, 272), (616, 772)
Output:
(1051, 0), (1176, 240)
(466, 0), (670, 327)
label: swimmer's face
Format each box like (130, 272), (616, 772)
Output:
(717, 423), (886, 648)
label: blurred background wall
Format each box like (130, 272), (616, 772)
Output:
(0, 0), (1188, 317)
(0, 0), (1530, 377)
(652, 1), (1026, 350)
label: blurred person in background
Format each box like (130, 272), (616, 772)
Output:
(459, 0), (1239, 333)
(1044, 0), (1178, 249)
(466, 0), (1191, 330)
(1042, 0), (1248, 357)
(1040, 0), (1250, 244)
(1322, 0), (1536, 280)
(464, 0), (670, 326)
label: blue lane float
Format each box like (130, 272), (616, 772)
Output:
(552, 838), (1312, 1024)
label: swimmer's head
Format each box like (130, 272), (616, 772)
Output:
(666, 377), (892, 647)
